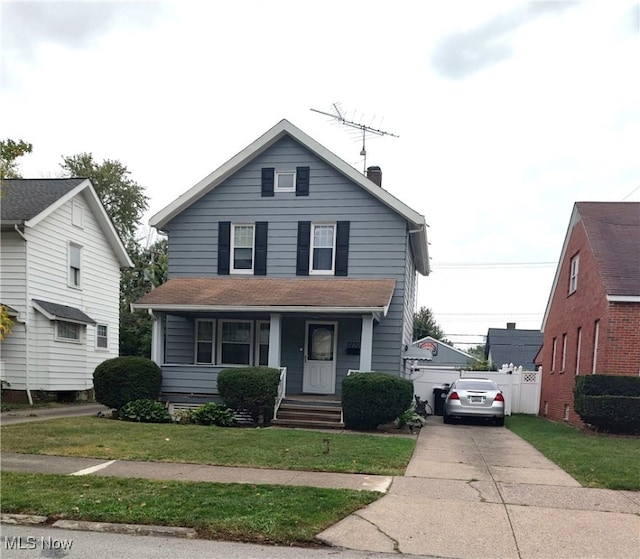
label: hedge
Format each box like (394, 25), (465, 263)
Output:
(342, 372), (413, 430)
(574, 374), (640, 434)
(93, 357), (162, 411)
(217, 367), (281, 425)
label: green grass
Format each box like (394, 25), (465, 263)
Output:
(506, 414), (640, 490)
(0, 417), (414, 475)
(1, 471), (379, 544)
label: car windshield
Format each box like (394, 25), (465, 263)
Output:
(455, 380), (497, 391)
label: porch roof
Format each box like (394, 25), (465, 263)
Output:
(133, 277), (396, 316)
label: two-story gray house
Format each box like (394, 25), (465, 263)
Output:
(134, 119), (430, 420)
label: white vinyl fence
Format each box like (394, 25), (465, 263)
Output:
(407, 364), (541, 416)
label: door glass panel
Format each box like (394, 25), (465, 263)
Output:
(309, 325), (334, 361)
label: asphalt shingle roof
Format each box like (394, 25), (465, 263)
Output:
(135, 277), (396, 311)
(486, 328), (542, 369)
(1, 178), (85, 222)
(576, 202), (640, 297)
(32, 299), (96, 324)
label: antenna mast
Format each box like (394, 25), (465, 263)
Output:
(311, 103), (399, 174)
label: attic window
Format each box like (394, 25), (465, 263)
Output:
(275, 171), (295, 192)
(569, 253), (579, 294)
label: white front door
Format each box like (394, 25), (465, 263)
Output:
(303, 321), (337, 394)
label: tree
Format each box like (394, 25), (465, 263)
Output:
(60, 153), (148, 245)
(0, 305), (15, 341)
(0, 139), (33, 180)
(120, 238), (168, 357)
(465, 345), (495, 371)
(412, 307), (448, 342)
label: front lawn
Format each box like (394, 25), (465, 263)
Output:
(506, 414), (640, 490)
(0, 417), (415, 475)
(1, 471), (379, 544)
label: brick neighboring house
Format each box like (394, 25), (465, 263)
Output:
(537, 201), (640, 424)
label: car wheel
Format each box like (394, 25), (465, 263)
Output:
(495, 416), (505, 427)
(443, 413), (452, 424)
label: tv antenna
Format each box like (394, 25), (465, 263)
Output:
(311, 103), (399, 173)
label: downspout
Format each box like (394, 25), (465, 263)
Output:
(14, 224), (33, 405)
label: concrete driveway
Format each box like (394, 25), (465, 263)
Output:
(317, 416), (640, 559)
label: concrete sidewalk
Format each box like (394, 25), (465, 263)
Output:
(317, 417), (640, 559)
(2, 406), (639, 558)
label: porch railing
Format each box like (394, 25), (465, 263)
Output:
(273, 367), (287, 420)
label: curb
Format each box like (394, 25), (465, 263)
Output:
(1, 514), (197, 539)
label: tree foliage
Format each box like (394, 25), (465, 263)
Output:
(120, 238), (168, 357)
(0, 139), (32, 180)
(60, 153), (148, 245)
(412, 307), (448, 343)
(0, 306), (15, 341)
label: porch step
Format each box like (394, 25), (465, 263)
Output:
(272, 399), (344, 429)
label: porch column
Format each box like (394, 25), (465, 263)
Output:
(359, 314), (374, 371)
(268, 313), (281, 368)
(150, 311), (164, 365)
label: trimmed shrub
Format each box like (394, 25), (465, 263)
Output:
(342, 372), (414, 430)
(120, 399), (172, 423)
(217, 367), (281, 425)
(93, 356), (162, 411)
(191, 402), (235, 427)
(574, 374), (640, 434)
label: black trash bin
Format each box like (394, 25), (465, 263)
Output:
(432, 386), (448, 416)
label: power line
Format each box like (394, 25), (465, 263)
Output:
(432, 261), (555, 269)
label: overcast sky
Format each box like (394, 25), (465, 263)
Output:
(2, 0), (639, 347)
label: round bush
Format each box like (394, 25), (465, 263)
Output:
(342, 372), (414, 430)
(93, 356), (162, 411)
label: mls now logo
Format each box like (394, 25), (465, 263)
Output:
(4, 536), (73, 550)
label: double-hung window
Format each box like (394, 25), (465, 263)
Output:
(219, 320), (252, 365)
(310, 224), (336, 274)
(231, 224), (254, 273)
(256, 322), (270, 366)
(569, 254), (579, 294)
(96, 324), (108, 349)
(69, 243), (82, 288)
(195, 320), (215, 364)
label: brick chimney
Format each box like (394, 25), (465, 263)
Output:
(366, 166), (382, 186)
(506, 322), (516, 329)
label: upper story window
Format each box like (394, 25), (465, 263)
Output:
(69, 243), (82, 288)
(275, 171), (295, 192)
(569, 253), (579, 294)
(310, 224), (336, 274)
(231, 224), (254, 273)
(72, 201), (83, 228)
(56, 321), (81, 343)
(261, 167), (309, 196)
(96, 324), (108, 349)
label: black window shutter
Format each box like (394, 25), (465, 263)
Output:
(261, 168), (275, 197)
(335, 221), (350, 276)
(254, 222), (268, 276)
(218, 221), (231, 275)
(296, 221), (311, 276)
(295, 166), (310, 196)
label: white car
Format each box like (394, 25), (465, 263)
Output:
(443, 378), (505, 426)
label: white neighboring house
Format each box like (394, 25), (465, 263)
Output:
(0, 178), (133, 401)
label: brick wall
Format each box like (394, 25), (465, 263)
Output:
(539, 220), (640, 425)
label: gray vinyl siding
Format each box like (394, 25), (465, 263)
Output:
(163, 137), (415, 394)
(164, 137), (412, 377)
